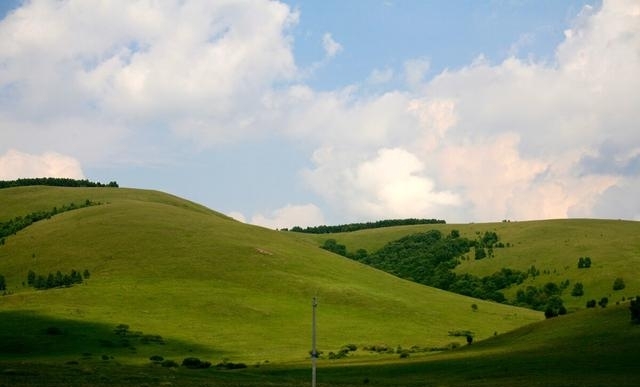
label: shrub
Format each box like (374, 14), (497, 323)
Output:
(343, 343), (358, 352)
(586, 299), (597, 308)
(149, 355), (164, 362)
(161, 360), (179, 368)
(598, 297), (609, 308)
(215, 361), (247, 370)
(613, 277), (626, 291)
(571, 282), (584, 297)
(182, 357), (211, 369)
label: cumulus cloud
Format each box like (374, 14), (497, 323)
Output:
(250, 203), (326, 229)
(0, 0), (299, 155)
(0, 149), (85, 180)
(1, 0), (639, 223)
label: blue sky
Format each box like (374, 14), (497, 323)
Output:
(1, 0), (639, 228)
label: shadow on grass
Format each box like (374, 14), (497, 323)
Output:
(0, 310), (220, 359)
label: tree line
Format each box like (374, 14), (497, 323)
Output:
(0, 200), (101, 245)
(27, 269), (89, 290)
(284, 218), (446, 234)
(0, 177), (118, 189)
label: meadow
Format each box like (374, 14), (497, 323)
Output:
(0, 185), (638, 385)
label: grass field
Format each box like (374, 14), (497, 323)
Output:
(0, 186), (541, 367)
(299, 219), (640, 309)
(1, 304), (636, 386)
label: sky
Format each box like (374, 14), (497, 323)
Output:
(1, 0), (639, 229)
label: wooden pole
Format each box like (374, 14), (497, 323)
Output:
(312, 296), (318, 387)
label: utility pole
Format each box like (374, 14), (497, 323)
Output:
(311, 296), (318, 387)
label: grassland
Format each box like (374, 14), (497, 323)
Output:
(0, 186), (541, 368)
(299, 219), (640, 309)
(1, 304), (636, 386)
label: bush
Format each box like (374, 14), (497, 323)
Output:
(571, 282), (584, 297)
(613, 277), (626, 291)
(598, 297), (609, 308)
(161, 360), (179, 368)
(182, 357), (211, 369)
(586, 299), (597, 308)
(149, 355), (164, 362)
(215, 361), (247, 370)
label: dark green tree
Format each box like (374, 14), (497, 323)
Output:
(598, 297), (609, 308)
(474, 246), (487, 260)
(0, 274), (6, 291)
(571, 282), (584, 297)
(27, 270), (36, 286)
(613, 277), (625, 291)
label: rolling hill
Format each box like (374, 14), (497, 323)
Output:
(0, 186), (542, 365)
(296, 219), (640, 310)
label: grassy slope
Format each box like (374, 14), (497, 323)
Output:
(299, 219), (640, 309)
(1, 302), (636, 386)
(0, 186), (541, 365)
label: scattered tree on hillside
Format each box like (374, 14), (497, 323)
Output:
(612, 277), (625, 291)
(586, 299), (597, 308)
(0, 274), (6, 291)
(474, 246), (487, 260)
(578, 257), (592, 269)
(598, 297), (609, 308)
(571, 282), (584, 297)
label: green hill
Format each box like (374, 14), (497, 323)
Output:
(0, 186), (541, 365)
(297, 219), (640, 310)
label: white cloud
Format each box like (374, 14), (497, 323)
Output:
(1, 0), (638, 223)
(322, 32), (342, 58)
(0, 149), (85, 180)
(304, 147), (460, 221)
(250, 203), (325, 229)
(0, 0), (299, 156)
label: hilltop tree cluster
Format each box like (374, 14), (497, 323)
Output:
(0, 178), (118, 189)
(285, 218), (445, 234)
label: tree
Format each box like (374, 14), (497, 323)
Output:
(598, 297), (609, 308)
(613, 277), (625, 291)
(474, 246), (487, 260)
(571, 282), (584, 297)
(0, 274), (6, 291)
(586, 299), (597, 308)
(27, 270), (36, 286)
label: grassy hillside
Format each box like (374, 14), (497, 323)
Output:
(0, 186), (541, 366)
(298, 219), (640, 310)
(1, 300), (636, 386)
